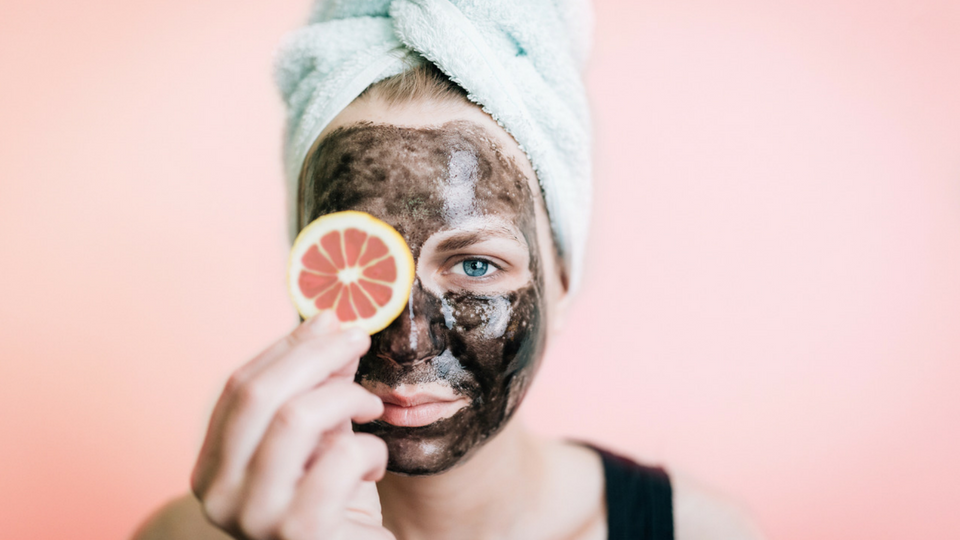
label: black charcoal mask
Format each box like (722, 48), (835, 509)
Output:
(300, 120), (546, 475)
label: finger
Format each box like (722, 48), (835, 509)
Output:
(193, 311), (339, 494)
(192, 313), (367, 514)
(215, 327), (369, 475)
(280, 519), (395, 540)
(243, 324), (370, 411)
(237, 383), (383, 531)
(345, 481), (384, 525)
(235, 310), (342, 384)
(281, 433), (388, 537)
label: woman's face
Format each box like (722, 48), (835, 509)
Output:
(299, 98), (565, 475)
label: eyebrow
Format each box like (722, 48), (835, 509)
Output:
(434, 225), (525, 252)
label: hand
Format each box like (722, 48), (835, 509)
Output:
(190, 311), (394, 540)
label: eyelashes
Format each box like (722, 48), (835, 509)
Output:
(444, 256), (504, 283)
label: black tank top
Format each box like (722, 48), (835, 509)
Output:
(591, 446), (674, 540)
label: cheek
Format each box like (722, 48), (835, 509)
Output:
(443, 285), (545, 385)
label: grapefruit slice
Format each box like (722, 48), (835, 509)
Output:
(287, 210), (415, 334)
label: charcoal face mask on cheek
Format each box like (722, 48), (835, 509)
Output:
(300, 120), (547, 475)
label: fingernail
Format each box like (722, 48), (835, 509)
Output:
(311, 310), (335, 328)
(346, 328), (367, 343)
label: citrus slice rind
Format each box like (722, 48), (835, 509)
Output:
(287, 210), (415, 334)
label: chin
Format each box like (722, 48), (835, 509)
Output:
(383, 436), (470, 476)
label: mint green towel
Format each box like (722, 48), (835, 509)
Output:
(275, 0), (594, 290)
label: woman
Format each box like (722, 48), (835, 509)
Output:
(135, 2), (760, 538)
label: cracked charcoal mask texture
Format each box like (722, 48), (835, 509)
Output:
(299, 120), (547, 475)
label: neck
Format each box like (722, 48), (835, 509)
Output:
(377, 420), (543, 540)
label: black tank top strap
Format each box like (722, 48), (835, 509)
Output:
(589, 445), (675, 540)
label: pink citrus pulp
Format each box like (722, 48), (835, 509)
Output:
(287, 211), (415, 334)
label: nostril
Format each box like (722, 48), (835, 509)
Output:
(369, 278), (446, 365)
(374, 353), (402, 368)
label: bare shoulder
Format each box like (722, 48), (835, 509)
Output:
(671, 472), (766, 540)
(131, 493), (232, 540)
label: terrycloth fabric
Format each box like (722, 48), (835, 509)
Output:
(274, 0), (594, 290)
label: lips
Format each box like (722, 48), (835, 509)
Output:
(362, 381), (470, 428)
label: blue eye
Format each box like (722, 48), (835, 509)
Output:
(462, 259), (490, 277)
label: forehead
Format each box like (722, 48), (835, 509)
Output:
(299, 120), (537, 254)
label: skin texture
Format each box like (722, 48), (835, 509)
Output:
(299, 120), (546, 475)
(131, 97), (763, 540)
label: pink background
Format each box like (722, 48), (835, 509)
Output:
(2, 0), (958, 538)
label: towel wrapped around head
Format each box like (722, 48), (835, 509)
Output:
(274, 0), (594, 291)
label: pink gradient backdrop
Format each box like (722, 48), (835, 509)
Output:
(2, 1), (958, 538)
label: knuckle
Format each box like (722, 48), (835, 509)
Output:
(234, 380), (269, 411)
(283, 331), (305, 349)
(273, 401), (309, 432)
(198, 493), (235, 530)
(222, 371), (247, 398)
(237, 510), (274, 540)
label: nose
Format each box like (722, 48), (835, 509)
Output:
(371, 278), (445, 365)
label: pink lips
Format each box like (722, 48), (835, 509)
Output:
(363, 382), (469, 427)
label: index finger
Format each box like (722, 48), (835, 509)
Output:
(198, 312), (371, 493)
(229, 310), (340, 386)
